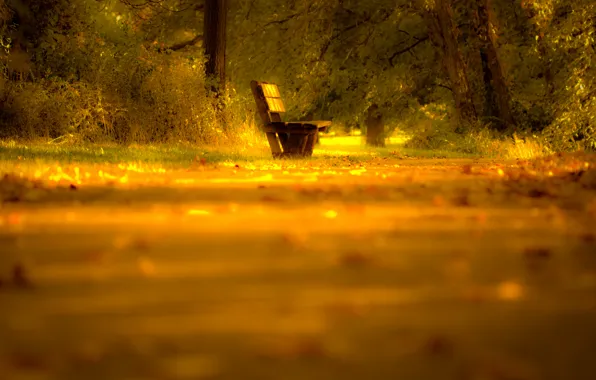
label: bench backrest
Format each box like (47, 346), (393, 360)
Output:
(251, 81), (286, 125)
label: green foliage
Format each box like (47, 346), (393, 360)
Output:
(0, 0), (594, 152)
(0, 0), (253, 145)
(538, 0), (596, 150)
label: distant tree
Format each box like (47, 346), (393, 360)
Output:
(366, 104), (385, 147)
(203, 0), (227, 97)
(422, 0), (477, 127)
(467, 0), (515, 130)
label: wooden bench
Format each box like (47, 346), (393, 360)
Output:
(251, 81), (331, 158)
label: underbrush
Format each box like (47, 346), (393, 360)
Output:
(0, 26), (260, 148)
(0, 74), (256, 147)
(403, 118), (552, 159)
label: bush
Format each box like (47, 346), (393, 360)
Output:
(0, 0), (259, 147)
(0, 41), (253, 145)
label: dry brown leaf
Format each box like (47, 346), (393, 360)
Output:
(580, 233), (595, 243)
(423, 335), (454, 357)
(257, 338), (327, 360)
(524, 247), (551, 259)
(432, 195), (446, 207)
(339, 251), (374, 268)
(524, 247), (552, 273)
(9, 352), (47, 371)
(12, 263), (32, 288)
(261, 195), (284, 202)
(453, 192), (471, 207)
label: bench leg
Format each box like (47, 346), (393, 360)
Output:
(271, 132), (317, 159)
(278, 133), (290, 152)
(265, 132), (283, 158)
(304, 132), (318, 157)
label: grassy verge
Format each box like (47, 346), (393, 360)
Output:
(0, 135), (480, 171)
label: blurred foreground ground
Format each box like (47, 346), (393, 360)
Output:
(1, 139), (596, 380)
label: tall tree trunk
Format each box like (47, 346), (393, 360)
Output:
(474, 0), (515, 130)
(203, 0), (227, 96)
(366, 104), (385, 147)
(424, 0), (477, 127)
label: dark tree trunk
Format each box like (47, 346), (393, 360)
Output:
(474, 0), (515, 130)
(203, 0), (227, 95)
(424, 0), (477, 127)
(366, 104), (385, 147)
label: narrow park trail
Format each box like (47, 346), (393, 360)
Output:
(1, 150), (596, 380)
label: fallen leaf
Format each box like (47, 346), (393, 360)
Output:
(345, 204), (366, 214)
(461, 286), (490, 303)
(132, 238), (151, 251)
(453, 192), (471, 207)
(527, 188), (552, 198)
(137, 257), (156, 276)
(523, 247), (551, 273)
(84, 250), (108, 264)
(475, 212), (488, 224)
(257, 338), (327, 360)
(282, 232), (308, 249)
(159, 355), (221, 379)
(432, 195), (446, 207)
(73, 341), (105, 364)
(580, 233), (595, 243)
(444, 258), (470, 280)
(9, 352), (47, 371)
(424, 335), (454, 357)
(579, 169), (596, 189)
(524, 247), (551, 259)
(339, 251), (373, 268)
(261, 195), (284, 202)
(12, 263), (33, 288)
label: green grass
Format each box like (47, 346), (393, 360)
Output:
(318, 135), (477, 160)
(0, 135), (479, 171)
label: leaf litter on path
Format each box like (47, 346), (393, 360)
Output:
(1, 152), (596, 379)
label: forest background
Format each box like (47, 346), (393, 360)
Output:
(0, 0), (594, 156)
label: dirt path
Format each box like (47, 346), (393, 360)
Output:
(1, 154), (596, 380)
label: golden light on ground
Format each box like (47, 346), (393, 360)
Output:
(187, 209), (211, 216)
(497, 281), (524, 301)
(137, 257), (156, 276)
(324, 210), (338, 219)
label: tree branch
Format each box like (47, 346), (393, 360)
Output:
(435, 83), (453, 93)
(264, 13), (301, 27)
(389, 35), (429, 66)
(159, 34), (203, 52)
(316, 14), (374, 62)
